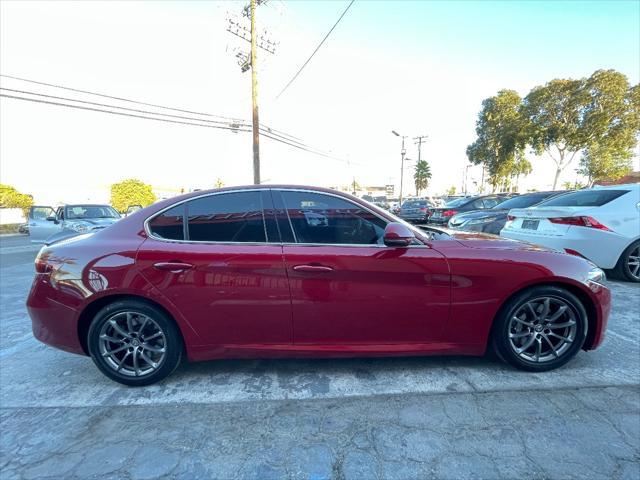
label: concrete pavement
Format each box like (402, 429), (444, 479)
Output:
(1, 235), (639, 479)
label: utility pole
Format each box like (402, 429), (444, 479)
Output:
(250, 0), (260, 184)
(225, 1), (277, 185)
(391, 130), (407, 205)
(400, 137), (406, 205)
(414, 135), (428, 163)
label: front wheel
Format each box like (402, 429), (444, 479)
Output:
(492, 286), (588, 372)
(88, 299), (183, 386)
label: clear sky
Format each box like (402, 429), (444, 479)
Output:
(1, 0), (638, 204)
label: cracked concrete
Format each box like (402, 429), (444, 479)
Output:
(1, 236), (639, 479)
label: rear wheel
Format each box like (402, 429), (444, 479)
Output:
(612, 240), (640, 283)
(492, 286), (587, 372)
(88, 299), (183, 386)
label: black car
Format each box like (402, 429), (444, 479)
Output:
(397, 199), (432, 223)
(428, 195), (504, 225)
(447, 191), (566, 234)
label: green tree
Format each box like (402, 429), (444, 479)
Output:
(413, 160), (432, 195)
(110, 179), (156, 213)
(522, 69), (639, 189)
(467, 90), (531, 192)
(0, 184), (33, 216)
(578, 142), (633, 186)
(561, 180), (587, 190)
(445, 186), (456, 195)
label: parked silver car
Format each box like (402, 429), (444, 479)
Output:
(28, 204), (121, 243)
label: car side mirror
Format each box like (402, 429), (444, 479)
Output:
(383, 222), (415, 247)
(46, 215), (56, 222)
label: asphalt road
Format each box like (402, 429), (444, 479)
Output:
(1, 235), (639, 479)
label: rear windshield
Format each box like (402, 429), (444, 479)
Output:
(537, 189), (629, 207)
(445, 197), (472, 207)
(495, 193), (557, 209)
(402, 201), (427, 207)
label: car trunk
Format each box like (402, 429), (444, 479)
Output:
(505, 207), (589, 236)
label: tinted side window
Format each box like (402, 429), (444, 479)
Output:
(148, 205), (185, 240)
(186, 191), (266, 243)
(280, 191), (386, 245)
(482, 197), (500, 208)
(538, 189), (629, 207)
(472, 199), (485, 209)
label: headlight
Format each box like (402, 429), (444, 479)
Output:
(586, 267), (606, 285)
(467, 216), (498, 225)
(68, 222), (89, 233)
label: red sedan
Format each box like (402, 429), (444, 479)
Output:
(27, 186), (611, 386)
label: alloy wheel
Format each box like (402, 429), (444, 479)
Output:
(627, 245), (640, 280)
(98, 311), (167, 377)
(507, 296), (577, 363)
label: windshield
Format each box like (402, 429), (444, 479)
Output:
(65, 205), (120, 219)
(493, 193), (555, 209)
(536, 189), (629, 207)
(445, 197), (472, 207)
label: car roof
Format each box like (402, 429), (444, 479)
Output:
(592, 183), (639, 190)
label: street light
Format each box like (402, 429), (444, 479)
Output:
(391, 131), (407, 206)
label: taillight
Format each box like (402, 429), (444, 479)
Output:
(507, 215), (515, 221)
(549, 216), (612, 231)
(35, 257), (52, 274)
(419, 207), (428, 212)
(564, 248), (586, 258)
(443, 209), (457, 217)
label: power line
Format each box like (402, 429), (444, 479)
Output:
(0, 87), (244, 128)
(0, 73), (238, 121)
(0, 73), (304, 143)
(0, 93), (250, 132)
(0, 87), (332, 154)
(0, 92), (358, 164)
(276, 0), (355, 99)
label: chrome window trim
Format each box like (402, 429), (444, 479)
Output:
(144, 188), (276, 245)
(144, 187), (430, 247)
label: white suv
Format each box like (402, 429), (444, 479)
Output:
(501, 183), (640, 282)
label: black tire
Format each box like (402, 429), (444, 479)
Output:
(491, 286), (588, 372)
(88, 299), (183, 386)
(612, 240), (640, 283)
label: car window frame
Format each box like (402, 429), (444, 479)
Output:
(145, 189), (280, 245)
(273, 188), (427, 248)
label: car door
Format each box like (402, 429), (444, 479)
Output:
(136, 190), (292, 347)
(274, 189), (451, 346)
(28, 206), (59, 243)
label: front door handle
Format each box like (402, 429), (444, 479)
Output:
(153, 262), (194, 273)
(292, 264), (334, 273)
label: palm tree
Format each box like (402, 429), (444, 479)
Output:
(414, 160), (432, 195)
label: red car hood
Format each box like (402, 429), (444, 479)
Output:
(446, 230), (557, 252)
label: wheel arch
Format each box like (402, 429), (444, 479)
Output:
(77, 294), (186, 356)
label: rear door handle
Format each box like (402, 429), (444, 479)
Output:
(292, 264), (334, 273)
(153, 262), (194, 273)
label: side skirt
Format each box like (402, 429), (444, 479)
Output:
(186, 342), (486, 362)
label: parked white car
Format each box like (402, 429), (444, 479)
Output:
(28, 204), (121, 244)
(501, 183), (640, 282)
